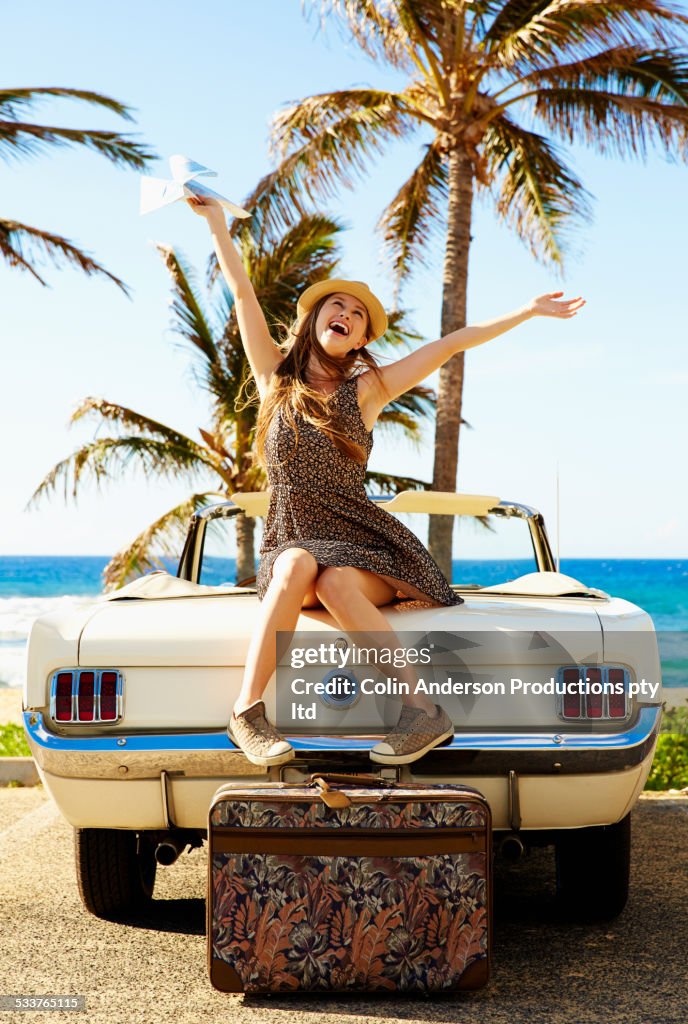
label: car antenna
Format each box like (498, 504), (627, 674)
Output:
(555, 460), (560, 573)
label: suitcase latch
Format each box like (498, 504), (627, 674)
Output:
(310, 775), (352, 809)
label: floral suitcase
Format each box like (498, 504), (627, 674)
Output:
(207, 774), (492, 994)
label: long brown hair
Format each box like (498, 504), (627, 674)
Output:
(255, 295), (389, 468)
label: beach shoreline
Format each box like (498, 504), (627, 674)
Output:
(663, 686), (688, 710)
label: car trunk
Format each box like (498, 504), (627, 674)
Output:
(71, 593), (608, 732)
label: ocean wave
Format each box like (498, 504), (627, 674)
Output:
(0, 644), (28, 688)
(0, 595), (97, 643)
(0, 595), (98, 688)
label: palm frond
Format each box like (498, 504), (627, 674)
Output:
(27, 435), (224, 509)
(270, 87), (416, 163)
(210, 214), (347, 426)
(304, 1), (416, 69)
(377, 139), (448, 294)
(376, 381), (434, 442)
(0, 87), (136, 121)
(237, 89), (417, 241)
(508, 41), (688, 100)
(0, 219), (129, 292)
(158, 242), (236, 408)
(215, 214), (344, 344)
(255, 213), (342, 281)
(484, 0), (688, 72)
(157, 244), (219, 364)
(219, 207), (342, 287)
(537, 88), (688, 160)
(463, 0), (505, 46)
(386, 382), (435, 415)
(102, 492), (223, 591)
(373, 307), (424, 352)
(391, 0), (451, 102)
(211, 283), (250, 406)
(155, 243), (245, 423)
(375, 407), (424, 440)
(237, 458), (267, 494)
(247, 215), (343, 342)
(483, 115), (594, 265)
(198, 428), (232, 461)
(69, 397), (216, 455)
(526, 45), (688, 159)
(0, 121), (151, 168)
(365, 469), (430, 493)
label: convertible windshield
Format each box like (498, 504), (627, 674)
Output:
(196, 508), (539, 588)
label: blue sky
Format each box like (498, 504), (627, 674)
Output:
(2, 0), (687, 558)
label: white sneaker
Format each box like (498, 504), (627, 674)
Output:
(227, 701), (295, 767)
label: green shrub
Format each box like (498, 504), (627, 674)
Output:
(660, 705), (688, 735)
(0, 723), (31, 757)
(645, 734), (688, 791)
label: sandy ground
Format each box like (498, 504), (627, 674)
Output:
(0, 787), (686, 1023)
(0, 688), (23, 727)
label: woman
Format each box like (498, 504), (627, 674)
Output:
(189, 196), (585, 768)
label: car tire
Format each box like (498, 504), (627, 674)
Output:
(554, 812), (631, 921)
(74, 828), (157, 920)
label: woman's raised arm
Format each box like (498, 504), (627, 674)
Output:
(188, 197), (282, 399)
(359, 292), (586, 420)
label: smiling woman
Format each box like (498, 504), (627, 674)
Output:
(186, 191), (585, 769)
(300, 278), (387, 348)
(322, 294), (367, 339)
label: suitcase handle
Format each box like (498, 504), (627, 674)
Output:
(309, 772), (396, 809)
(310, 776), (352, 809)
(309, 772), (395, 789)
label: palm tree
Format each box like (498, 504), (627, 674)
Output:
(243, 0), (688, 576)
(28, 212), (435, 590)
(1, 87), (153, 290)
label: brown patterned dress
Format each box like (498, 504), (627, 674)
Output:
(255, 375), (464, 607)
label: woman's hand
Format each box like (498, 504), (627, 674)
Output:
(527, 292), (586, 318)
(186, 194), (224, 222)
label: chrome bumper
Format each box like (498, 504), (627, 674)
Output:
(23, 708), (662, 781)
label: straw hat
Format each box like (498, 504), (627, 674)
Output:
(297, 279), (388, 342)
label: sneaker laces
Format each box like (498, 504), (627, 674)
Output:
(388, 705), (425, 742)
(236, 702), (284, 742)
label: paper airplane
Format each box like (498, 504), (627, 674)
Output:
(140, 155), (251, 218)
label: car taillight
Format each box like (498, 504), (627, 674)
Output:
(557, 666), (629, 721)
(99, 672), (118, 721)
(50, 669), (123, 724)
(585, 668), (603, 718)
(77, 672), (95, 721)
(55, 672), (74, 721)
(607, 669), (627, 718)
(561, 668), (581, 719)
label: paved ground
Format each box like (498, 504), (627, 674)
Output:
(1, 788), (687, 1024)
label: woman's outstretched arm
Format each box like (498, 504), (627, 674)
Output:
(188, 197), (282, 398)
(360, 292), (585, 415)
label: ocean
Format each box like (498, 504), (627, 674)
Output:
(1, 556), (686, 690)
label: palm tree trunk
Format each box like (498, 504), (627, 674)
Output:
(428, 147), (474, 580)
(233, 410), (257, 582)
(235, 512), (256, 583)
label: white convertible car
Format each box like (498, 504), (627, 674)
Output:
(23, 492), (663, 922)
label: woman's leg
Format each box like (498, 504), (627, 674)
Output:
(234, 548), (319, 715)
(313, 566), (436, 715)
(314, 566), (454, 764)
